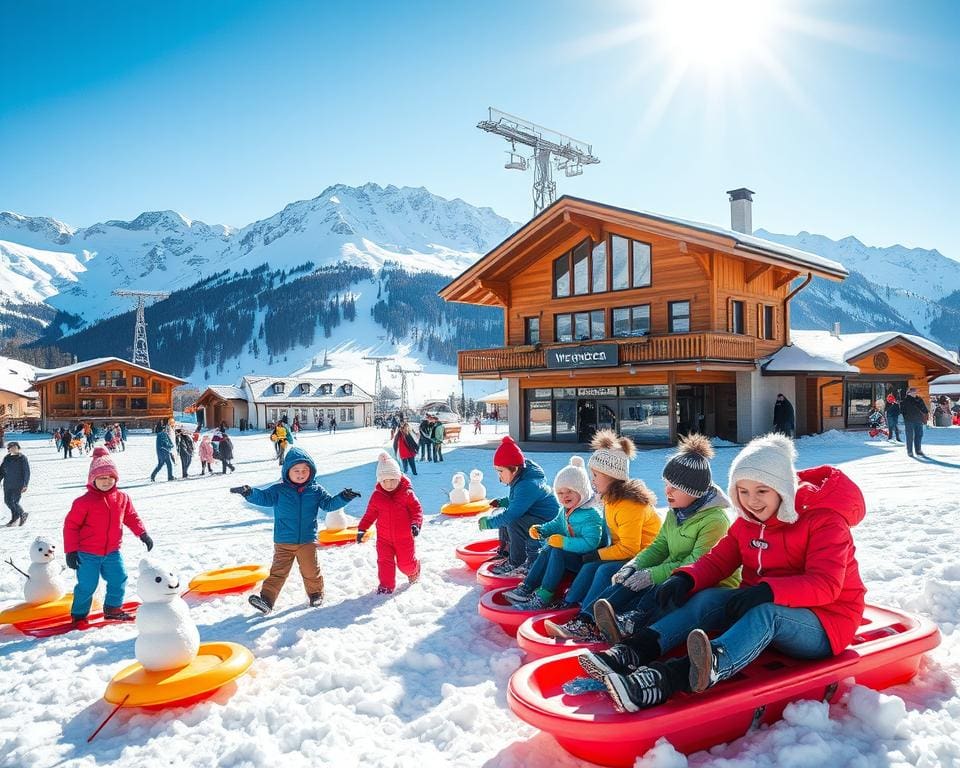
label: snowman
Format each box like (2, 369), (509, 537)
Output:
(324, 509), (349, 532)
(468, 469), (486, 502)
(449, 472), (470, 505)
(135, 559), (200, 671)
(24, 537), (65, 604)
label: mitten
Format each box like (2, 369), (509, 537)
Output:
(65, 551), (79, 570)
(477, 516), (491, 531)
(546, 534), (564, 548)
(356, 530), (367, 544)
(623, 569), (653, 592)
(528, 525), (541, 540)
(612, 564), (636, 585)
(725, 583), (774, 621)
(411, 524), (420, 537)
(140, 533), (154, 552)
(230, 485), (252, 497)
(341, 488), (361, 501)
(488, 499), (500, 508)
(656, 572), (694, 608)
(581, 550), (601, 564)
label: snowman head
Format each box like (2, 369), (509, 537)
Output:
(137, 559), (182, 603)
(30, 537), (57, 564)
(451, 472), (466, 488)
(470, 469), (483, 483)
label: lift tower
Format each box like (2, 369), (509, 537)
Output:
(387, 366), (420, 412)
(362, 355), (394, 416)
(111, 290), (171, 367)
(477, 107), (600, 217)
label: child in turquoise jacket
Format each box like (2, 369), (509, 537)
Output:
(504, 456), (603, 610)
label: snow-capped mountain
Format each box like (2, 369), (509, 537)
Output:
(0, 240), (87, 304)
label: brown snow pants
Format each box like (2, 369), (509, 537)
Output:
(260, 543), (324, 604)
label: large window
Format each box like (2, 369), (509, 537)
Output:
(131, 397), (147, 410)
(668, 301), (691, 333)
(612, 305), (650, 337)
(524, 317), (540, 345)
(572, 241), (590, 295)
(761, 305), (775, 340)
(152, 381), (163, 394)
(55, 381), (68, 395)
(592, 240), (607, 293)
(79, 375), (91, 387)
(132, 375), (145, 387)
(554, 254), (570, 298)
(555, 310), (605, 342)
(553, 235), (652, 298)
(611, 236), (629, 290)
(730, 300), (745, 334)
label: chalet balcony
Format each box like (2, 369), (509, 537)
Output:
(48, 407), (171, 419)
(458, 332), (758, 377)
(78, 385), (147, 394)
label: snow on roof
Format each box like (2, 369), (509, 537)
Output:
(0, 356), (39, 399)
(765, 330), (959, 374)
(478, 389), (509, 403)
(931, 374), (960, 385)
(242, 375), (372, 404)
(206, 385), (246, 400)
(31, 356), (187, 383)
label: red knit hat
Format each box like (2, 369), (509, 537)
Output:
(88, 453), (119, 485)
(493, 436), (524, 468)
(92, 447), (109, 458)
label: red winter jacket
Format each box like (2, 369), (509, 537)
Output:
(358, 476), (423, 544)
(680, 465), (867, 655)
(63, 485), (147, 556)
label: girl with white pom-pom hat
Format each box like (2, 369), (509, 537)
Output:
(501, 456), (604, 610)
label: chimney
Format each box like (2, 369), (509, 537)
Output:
(831, 322), (841, 338)
(726, 187), (755, 234)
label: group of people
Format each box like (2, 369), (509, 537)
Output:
(865, 387), (934, 457)
(150, 419), (234, 482)
(53, 422), (124, 458)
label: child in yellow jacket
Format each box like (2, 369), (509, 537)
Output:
(546, 430), (661, 639)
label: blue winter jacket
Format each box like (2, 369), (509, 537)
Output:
(246, 447), (351, 544)
(537, 501), (604, 554)
(155, 429), (173, 458)
(485, 460), (560, 528)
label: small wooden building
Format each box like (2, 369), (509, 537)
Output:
(192, 386), (249, 429)
(31, 357), (186, 430)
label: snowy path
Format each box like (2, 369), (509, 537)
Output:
(0, 426), (957, 768)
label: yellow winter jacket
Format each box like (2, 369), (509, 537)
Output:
(598, 481), (662, 561)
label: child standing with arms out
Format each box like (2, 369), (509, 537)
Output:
(579, 434), (866, 712)
(233, 447), (360, 614)
(64, 448), (154, 625)
(357, 452), (424, 594)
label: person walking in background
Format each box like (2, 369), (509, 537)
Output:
(0, 442), (30, 526)
(218, 428), (236, 473)
(901, 387), (929, 458)
(418, 415), (433, 463)
(772, 394), (795, 438)
(392, 421), (419, 476)
(884, 394), (902, 442)
(329, 416), (337, 434)
(150, 425), (176, 482)
(175, 427), (194, 478)
(431, 418), (445, 462)
(474, 416), (482, 435)
(199, 433), (215, 475)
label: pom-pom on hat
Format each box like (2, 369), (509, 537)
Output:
(88, 453), (119, 485)
(727, 433), (799, 523)
(92, 447), (109, 458)
(554, 456), (593, 506)
(662, 434), (714, 498)
(588, 429), (635, 481)
(493, 436), (525, 468)
(375, 451), (402, 482)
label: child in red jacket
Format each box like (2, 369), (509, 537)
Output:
(579, 433), (867, 712)
(63, 448), (154, 625)
(357, 452), (424, 594)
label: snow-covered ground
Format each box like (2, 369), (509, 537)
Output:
(0, 425), (957, 768)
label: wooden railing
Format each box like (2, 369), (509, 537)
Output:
(48, 408), (171, 419)
(458, 332), (757, 376)
(78, 385), (148, 394)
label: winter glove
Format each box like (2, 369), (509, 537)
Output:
(623, 569), (653, 592)
(581, 550), (601, 564)
(65, 551), (79, 570)
(356, 530), (367, 544)
(656, 572), (695, 608)
(140, 533), (154, 552)
(724, 582), (774, 621)
(230, 485), (252, 497)
(546, 534), (564, 548)
(477, 516), (491, 531)
(528, 525), (542, 540)
(612, 564), (636, 585)
(411, 524), (420, 538)
(488, 499), (500, 508)
(341, 488), (361, 501)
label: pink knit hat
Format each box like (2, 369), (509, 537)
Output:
(376, 451), (402, 482)
(88, 453), (119, 485)
(92, 447), (109, 458)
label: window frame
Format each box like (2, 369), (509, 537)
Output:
(763, 305), (776, 340)
(612, 304), (651, 338)
(131, 375), (145, 388)
(554, 309), (607, 342)
(524, 316), (540, 345)
(55, 381), (68, 395)
(730, 299), (746, 335)
(668, 300), (692, 333)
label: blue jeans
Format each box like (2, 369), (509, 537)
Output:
(648, 587), (832, 682)
(887, 414), (901, 441)
(522, 546), (583, 596)
(563, 559), (625, 609)
(419, 437), (431, 461)
(72, 550), (128, 618)
(498, 512), (546, 568)
(151, 452), (174, 481)
(904, 421), (923, 455)
(401, 456), (417, 475)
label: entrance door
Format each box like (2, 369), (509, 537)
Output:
(676, 385), (705, 437)
(576, 399), (597, 442)
(597, 399), (618, 433)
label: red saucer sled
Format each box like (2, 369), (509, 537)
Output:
(508, 604), (940, 767)
(15, 602), (141, 638)
(479, 587), (579, 638)
(475, 560), (524, 592)
(517, 611), (608, 661)
(455, 538), (501, 570)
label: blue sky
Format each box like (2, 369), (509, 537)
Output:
(2, 0), (958, 258)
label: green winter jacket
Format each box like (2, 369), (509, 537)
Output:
(629, 487), (740, 588)
(537, 502), (604, 554)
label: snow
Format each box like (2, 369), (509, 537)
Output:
(0, 240), (86, 304)
(0, 355), (39, 399)
(1, 423), (958, 767)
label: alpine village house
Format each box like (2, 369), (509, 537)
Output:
(440, 190), (959, 446)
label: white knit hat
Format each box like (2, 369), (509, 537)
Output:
(554, 456), (593, 506)
(376, 451), (402, 482)
(727, 433), (799, 523)
(588, 429), (636, 481)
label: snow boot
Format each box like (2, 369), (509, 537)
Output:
(4, 517), (16, 527)
(603, 663), (673, 713)
(408, 564), (421, 584)
(687, 628), (721, 693)
(376, 585), (394, 595)
(103, 606), (135, 621)
(308, 593), (323, 608)
(17, 512), (28, 526)
(248, 594), (273, 615)
(504, 584), (534, 604)
(578, 629), (661, 679)
(592, 598), (625, 644)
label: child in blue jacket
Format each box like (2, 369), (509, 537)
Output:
(503, 456), (604, 609)
(232, 447), (360, 614)
(477, 437), (560, 578)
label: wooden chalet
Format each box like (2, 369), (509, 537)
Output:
(31, 357), (187, 429)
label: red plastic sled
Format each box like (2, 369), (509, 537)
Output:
(517, 611), (608, 661)
(476, 560), (524, 592)
(508, 604), (939, 766)
(16, 602), (141, 638)
(478, 587), (579, 638)
(455, 538), (501, 570)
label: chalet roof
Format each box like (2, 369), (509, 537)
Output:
(206, 385), (246, 400)
(763, 331), (960, 375)
(0, 356), (39, 399)
(241, 375), (372, 404)
(441, 195), (848, 304)
(31, 357), (187, 385)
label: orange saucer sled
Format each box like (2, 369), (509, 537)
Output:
(188, 565), (269, 595)
(441, 500), (491, 517)
(1, 594), (99, 626)
(318, 527), (373, 546)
